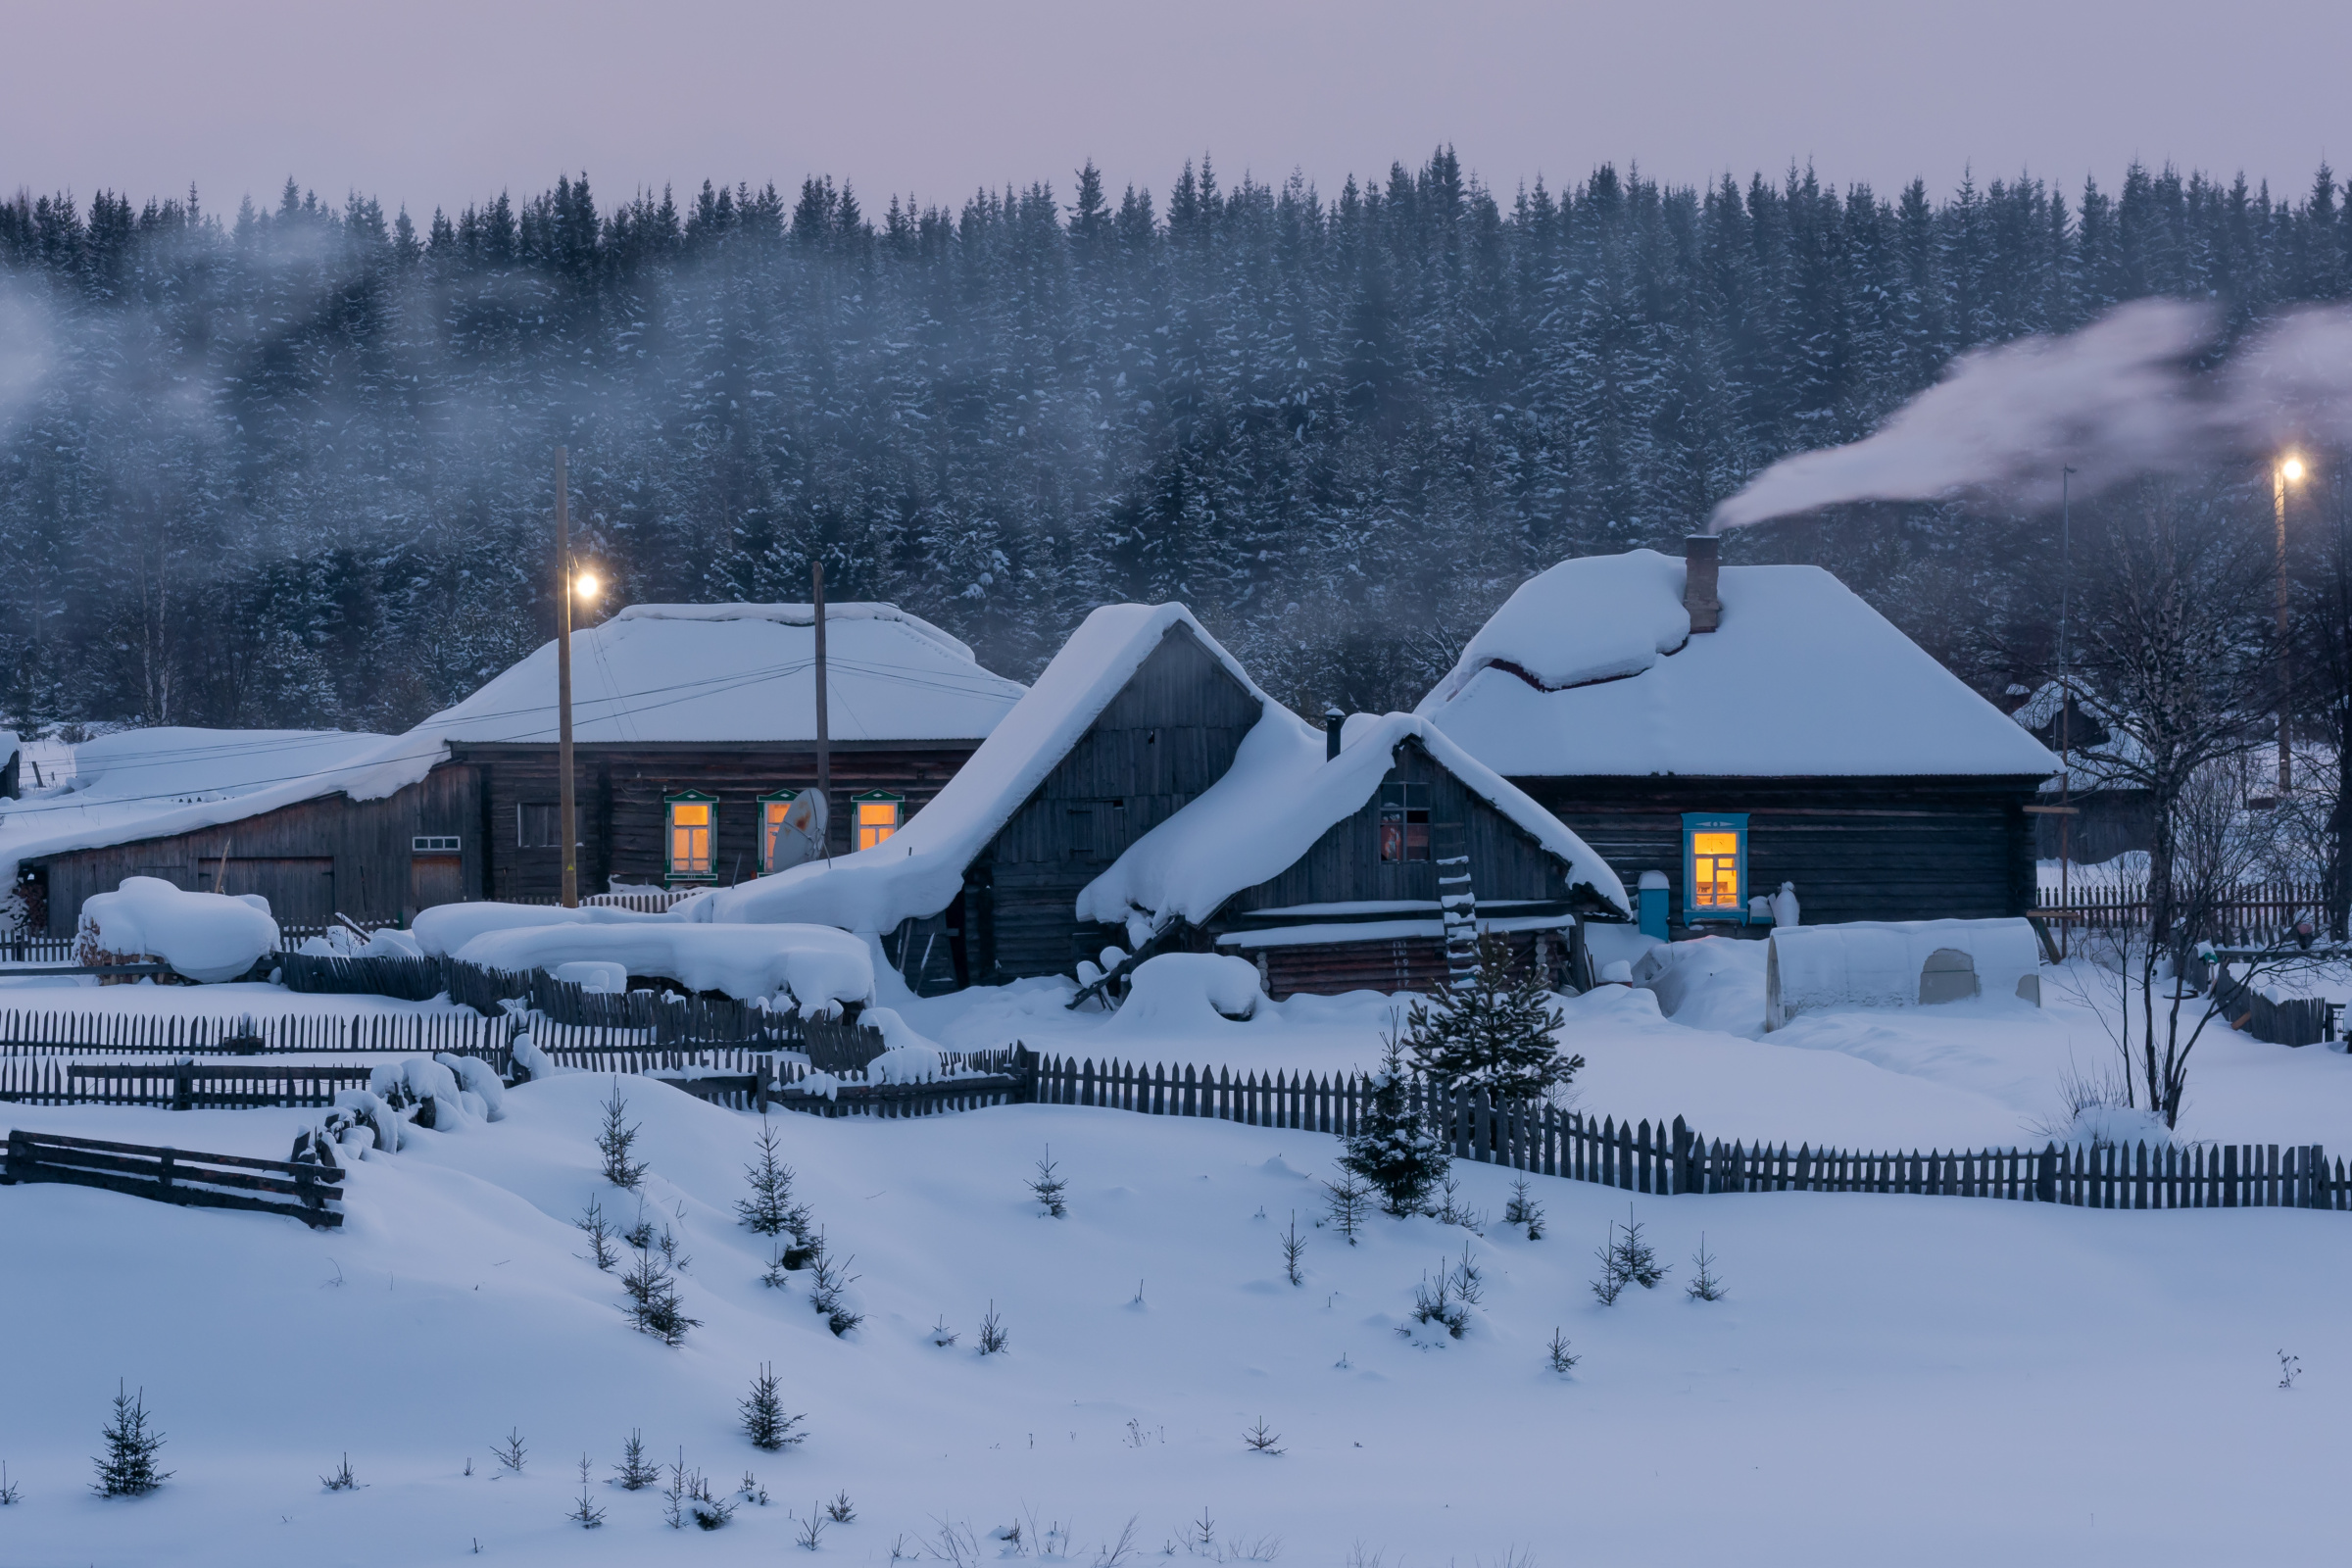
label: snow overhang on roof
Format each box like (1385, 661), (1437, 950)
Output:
(700, 604), (1300, 934)
(1417, 549), (2060, 779)
(1076, 711), (1633, 947)
(419, 601), (1024, 747)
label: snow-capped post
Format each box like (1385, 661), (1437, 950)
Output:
(1683, 534), (1721, 631)
(1323, 706), (1344, 760)
(812, 561), (830, 860)
(556, 445), (578, 909)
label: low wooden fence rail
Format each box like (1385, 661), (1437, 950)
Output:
(2035, 879), (2336, 941)
(2, 1061), (376, 1109)
(0, 1007), (514, 1063)
(1004, 1050), (2350, 1211)
(2, 1128), (343, 1228)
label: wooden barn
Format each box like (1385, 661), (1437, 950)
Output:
(5, 604), (1025, 937)
(1075, 712), (1630, 999)
(1414, 538), (2059, 939)
(708, 606), (1629, 999)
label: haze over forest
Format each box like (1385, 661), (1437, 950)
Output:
(3, 149), (2350, 735)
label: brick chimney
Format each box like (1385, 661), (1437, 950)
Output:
(1684, 534), (1721, 632)
(1324, 706), (1346, 760)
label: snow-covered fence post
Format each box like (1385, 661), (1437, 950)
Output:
(2034, 1144), (2058, 1203)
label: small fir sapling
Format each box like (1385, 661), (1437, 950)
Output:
(2279, 1350), (2302, 1390)
(1427, 1171), (1483, 1231)
(1028, 1145), (1068, 1217)
(977, 1300), (1008, 1354)
(596, 1080), (649, 1189)
(1504, 1174), (1545, 1240)
(1589, 1233), (1625, 1306)
(575, 1195), (620, 1270)
(1341, 1028), (1450, 1217)
(656, 1222), (689, 1270)
(1545, 1328), (1580, 1375)
(1614, 1207), (1667, 1288)
(1242, 1418), (1285, 1455)
(1399, 930), (1584, 1101)
(740, 1363), (807, 1452)
(1686, 1234), (1727, 1301)
(1448, 1242), (1485, 1305)
(613, 1430), (660, 1490)
(0, 1460), (19, 1505)
(798, 1508), (829, 1550)
(1281, 1211), (1307, 1286)
(1407, 1263), (1471, 1339)
(737, 1119), (809, 1238)
(761, 1243), (795, 1290)
(321, 1453), (358, 1492)
(621, 1247), (701, 1346)
(568, 1454), (607, 1528)
(740, 1471), (768, 1506)
(827, 1489), (857, 1522)
(492, 1428), (527, 1475)
(92, 1381), (172, 1497)
(623, 1204), (657, 1251)
(1323, 1172), (1371, 1243)
(805, 1232), (862, 1336)
(931, 1315), (959, 1348)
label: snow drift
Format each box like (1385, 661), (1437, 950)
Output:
(409, 900), (677, 957)
(74, 876), (280, 982)
(452, 921), (874, 1010)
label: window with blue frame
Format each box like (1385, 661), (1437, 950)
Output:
(1682, 812), (1749, 922)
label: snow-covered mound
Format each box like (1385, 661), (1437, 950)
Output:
(410, 900), (678, 957)
(1106, 953), (1264, 1029)
(454, 921), (874, 1009)
(1636, 937), (1768, 1036)
(74, 876), (280, 982)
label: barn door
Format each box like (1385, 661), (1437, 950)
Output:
(197, 858), (336, 926)
(410, 853), (464, 914)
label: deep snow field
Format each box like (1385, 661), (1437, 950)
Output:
(4, 1074), (2350, 1568)
(5, 951), (2352, 1565)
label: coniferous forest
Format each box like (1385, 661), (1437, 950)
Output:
(4, 150), (2351, 736)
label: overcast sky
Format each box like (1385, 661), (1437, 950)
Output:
(8, 0), (2349, 220)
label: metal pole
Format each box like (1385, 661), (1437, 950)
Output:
(2277, 463), (2293, 798)
(557, 447), (578, 909)
(812, 561), (830, 862)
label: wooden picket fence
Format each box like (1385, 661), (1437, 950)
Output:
(1005, 1050), (2349, 1211)
(2, 1062), (376, 1109)
(2036, 879), (2333, 941)
(0, 1007), (514, 1062)
(2, 1128), (343, 1227)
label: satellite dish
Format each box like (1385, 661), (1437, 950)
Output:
(769, 790), (829, 870)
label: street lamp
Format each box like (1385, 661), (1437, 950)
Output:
(573, 568), (602, 602)
(2276, 454), (2307, 797)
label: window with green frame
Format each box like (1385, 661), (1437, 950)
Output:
(1682, 812), (1749, 922)
(664, 789), (719, 882)
(853, 790), (905, 852)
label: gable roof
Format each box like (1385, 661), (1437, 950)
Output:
(1416, 549), (2060, 779)
(701, 604), (1309, 933)
(428, 602), (1024, 746)
(1074, 711), (1632, 946)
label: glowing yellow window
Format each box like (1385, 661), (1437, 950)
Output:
(855, 792), (903, 852)
(664, 793), (717, 880)
(1690, 831), (1740, 907)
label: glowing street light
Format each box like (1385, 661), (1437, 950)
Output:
(2280, 455), (2306, 484)
(573, 568), (602, 601)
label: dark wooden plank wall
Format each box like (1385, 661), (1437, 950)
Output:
(1518, 775), (2041, 929)
(456, 742), (979, 901)
(978, 625), (1262, 982)
(34, 764), (484, 936)
(1223, 738), (1567, 916)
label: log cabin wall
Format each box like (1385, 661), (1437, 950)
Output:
(454, 741), (980, 902)
(974, 624), (1262, 983)
(1221, 738), (1568, 915)
(32, 763), (485, 936)
(1517, 774), (2041, 930)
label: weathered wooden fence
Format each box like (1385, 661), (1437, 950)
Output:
(1004, 1049), (2349, 1211)
(1, 1127), (343, 1227)
(2037, 879), (2333, 941)
(0, 1007), (514, 1063)
(1, 1060), (378, 1108)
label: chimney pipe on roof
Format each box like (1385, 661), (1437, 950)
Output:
(1324, 707), (1346, 760)
(1684, 535), (1721, 633)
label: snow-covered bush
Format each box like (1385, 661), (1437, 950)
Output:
(1341, 1033), (1449, 1217)
(1104, 953), (1262, 1029)
(1401, 931), (1578, 1100)
(76, 876), (279, 982)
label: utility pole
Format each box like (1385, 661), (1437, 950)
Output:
(812, 561), (830, 863)
(2058, 465), (2074, 958)
(556, 447), (578, 909)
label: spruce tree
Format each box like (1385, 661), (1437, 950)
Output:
(735, 1119), (805, 1237)
(92, 1381), (171, 1497)
(1401, 931), (1581, 1102)
(1340, 1031), (1449, 1217)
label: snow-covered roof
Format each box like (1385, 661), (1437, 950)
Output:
(423, 602), (1024, 746)
(1417, 549), (2060, 779)
(0, 725), (444, 886)
(700, 604), (1298, 932)
(1077, 713), (1631, 943)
